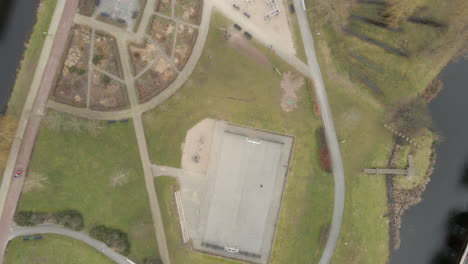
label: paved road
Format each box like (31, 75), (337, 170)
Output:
(0, 0), (79, 263)
(292, 1), (346, 264)
(9, 225), (130, 264)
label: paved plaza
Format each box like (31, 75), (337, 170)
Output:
(172, 120), (294, 263)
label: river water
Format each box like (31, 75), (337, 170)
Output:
(0, 0), (40, 113)
(390, 59), (468, 264)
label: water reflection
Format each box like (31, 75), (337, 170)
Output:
(0, 0), (15, 41)
(431, 210), (468, 264)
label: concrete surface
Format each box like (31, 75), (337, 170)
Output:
(95, 0), (141, 29)
(184, 121), (294, 264)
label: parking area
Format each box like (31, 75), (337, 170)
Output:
(213, 0), (295, 54)
(95, 0), (141, 29)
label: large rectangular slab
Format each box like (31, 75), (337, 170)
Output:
(192, 121), (294, 263)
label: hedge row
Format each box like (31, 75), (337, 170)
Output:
(14, 210), (84, 231)
(316, 127), (332, 172)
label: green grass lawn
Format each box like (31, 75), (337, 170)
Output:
(5, 234), (115, 264)
(302, 0), (450, 262)
(7, 0), (57, 117)
(143, 12), (333, 264)
(307, 0), (458, 104)
(17, 113), (159, 263)
(284, 0), (307, 63)
(324, 74), (392, 264)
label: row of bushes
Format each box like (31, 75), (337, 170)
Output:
(14, 210), (84, 231)
(316, 127), (332, 172)
(90, 225), (130, 256)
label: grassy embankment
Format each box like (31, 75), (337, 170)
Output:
(0, 0), (57, 183)
(143, 12), (333, 264)
(305, 0), (460, 263)
(7, 0), (57, 117)
(5, 234), (115, 264)
(17, 114), (159, 263)
(284, 0), (307, 63)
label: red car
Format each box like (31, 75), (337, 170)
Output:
(14, 169), (23, 178)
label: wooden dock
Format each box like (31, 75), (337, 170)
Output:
(364, 155), (415, 177)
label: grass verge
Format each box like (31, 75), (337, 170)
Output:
(7, 0), (57, 117)
(143, 11), (332, 264)
(17, 112), (159, 263)
(5, 234), (115, 264)
(284, 0), (307, 63)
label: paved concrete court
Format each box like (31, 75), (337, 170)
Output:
(189, 121), (294, 263)
(95, 0), (141, 28)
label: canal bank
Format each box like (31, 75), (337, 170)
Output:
(0, 0), (40, 113)
(390, 58), (468, 264)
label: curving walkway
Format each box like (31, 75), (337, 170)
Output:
(292, 1), (346, 264)
(9, 225), (130, 264)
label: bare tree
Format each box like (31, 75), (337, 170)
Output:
(308, 0), (355, 30)
(387, 98), (432, 138)
(64, 116), (83, 132)
(85, 119), (102, 136)
(383, 0), (427, 28)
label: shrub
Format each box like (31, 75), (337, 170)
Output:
(76, 68), (86, 75)
(102, 75), (111, 85)
(67, 65), (77, 73)
(387, 98), (432, 138)
(54, 210), (84, 231)
(90, 225), (130, 255)
(14, 210), (84, 230)
(14, 211), (48, 226)
(316, 127), (332, 172)
(93, 55), (103, 65)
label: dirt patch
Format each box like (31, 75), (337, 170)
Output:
(226, 29), (271, 68)
(341, 108), (362, 129)
(128, 39), (159, 75)
(93, 32), (123, 78)
(155, 0), (172, 15)
(147, 15), (176, 56)
(136, 57), (177, 102)
(175, 0), (202, 25)
(89, 70), (129, 110)
(280, 71), (304, 112)
(53, 25), (91, 107)
(181, 118), (216, 174)
(174, 24), (198, 70)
